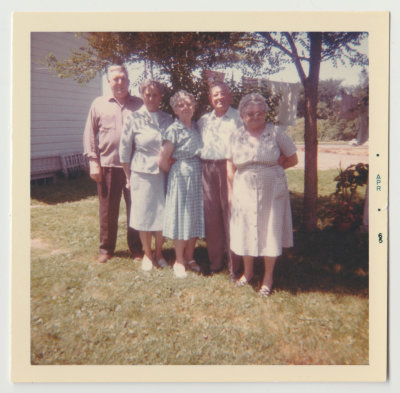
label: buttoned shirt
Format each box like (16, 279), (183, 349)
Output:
(83, 94), (143, 167)
(228, 124), (297, 170)
(119, 105), (173, 174)
(198, 106), (243, 160)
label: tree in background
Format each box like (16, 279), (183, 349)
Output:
(44, 31), (368, 231)
(247, 32), (368, 230)
(45, 32), (247, 117)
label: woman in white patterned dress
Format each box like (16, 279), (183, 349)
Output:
(159, 90), (204, 278)
(120, 80), (173, 271)
(227, 93), (298, 296)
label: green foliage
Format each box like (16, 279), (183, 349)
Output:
(327, 163), (369, 229)
(42, 31), (369, 231)
(44, 32), (246, 86)
(286, 118), (359, 143)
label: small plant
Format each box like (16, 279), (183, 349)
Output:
(331, 163), (369, 231)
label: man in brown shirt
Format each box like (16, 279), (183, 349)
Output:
(83, 65), (142, 263)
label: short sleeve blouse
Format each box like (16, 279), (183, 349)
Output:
(229, 123), (296, 169)
(163, 119), (203, 160)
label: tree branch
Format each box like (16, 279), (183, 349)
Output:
(283, 33), (308, 84)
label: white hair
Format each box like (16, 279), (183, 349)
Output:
(238, 92), (269, 115)
(139, 79), (164, 96)
(169, 90), (196, 112)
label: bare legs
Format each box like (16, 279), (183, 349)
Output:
(139, 230), (164, 260)
(154, 231), (164, 261)
(242, 256), (255, 282)
(238, 255), (277, 292)
(174, 238), (197, 266)
(262, 256), (276, 290)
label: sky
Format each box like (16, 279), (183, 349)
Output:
(268, 35), (368, 86)
(104, 34), (368, 95)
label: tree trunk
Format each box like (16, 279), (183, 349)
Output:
(303, 33), (322, 231)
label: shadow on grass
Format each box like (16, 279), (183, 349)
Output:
(31, 173), (98, 204)
(254, 191), (368, 298)
(195, 191), (368, 298)
(31, 177), (368, 297)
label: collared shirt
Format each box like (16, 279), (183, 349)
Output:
(163, 119), (203, 161)
(228, 124), (297, 170)
(198, 106), (243, 160)
(119, 105), (173, 174)
(83, 94), (143, 167)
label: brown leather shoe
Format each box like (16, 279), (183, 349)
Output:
(98, 253), (111, 264)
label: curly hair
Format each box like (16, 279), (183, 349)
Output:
(238, 92), (269, 115)
(139, 79), (164, 96)
(169, 90), (196, 112)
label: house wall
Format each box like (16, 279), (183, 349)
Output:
(31, 32), (102, 179)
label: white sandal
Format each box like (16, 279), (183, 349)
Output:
(236, 275), (251, 287)
(259, 285), (272, 297)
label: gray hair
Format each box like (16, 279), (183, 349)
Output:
(169, 90), (196, 112)
(208, 81), (231, 95)
(107, 64), (129, 80)
(238, 92), (268, 115)
(139, 79), (164, 96)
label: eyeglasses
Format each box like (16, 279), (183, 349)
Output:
(177, 101), (194, 109)
(244, 111), (265, 118)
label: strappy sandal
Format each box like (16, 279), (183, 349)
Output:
(259, 285), (272, 297)
(157, 258), (168, 268)
(187, 260), (201, 273)
(236, 275), (251, 287)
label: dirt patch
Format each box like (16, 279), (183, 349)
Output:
(294, 143), (368, 170)
(31, 238), (67, 255)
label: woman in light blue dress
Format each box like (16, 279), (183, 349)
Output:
(159, 90), (204, 278)
(120, 80), (173, 271)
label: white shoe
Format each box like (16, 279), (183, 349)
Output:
(141, 255), (153, 271)
(157, 258), (168, 268)
(173, 262), (187, 278)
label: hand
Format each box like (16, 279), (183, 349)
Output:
(125, 178), (131, 190)
(90, 171), (102, 183)
(89, 160), (102, 183)
(277, 154), (286, 168)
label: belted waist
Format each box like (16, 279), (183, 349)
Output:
(201, 159), (227, 164)
(236, 161), (278, 171)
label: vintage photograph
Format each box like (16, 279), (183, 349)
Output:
(30, 30), (369, 364)
(10, 11), (388, 382)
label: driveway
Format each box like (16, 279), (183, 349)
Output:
(293, 143), (369, 170)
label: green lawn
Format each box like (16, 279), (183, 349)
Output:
(30, 171), (368, 365)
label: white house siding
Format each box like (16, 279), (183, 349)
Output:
(31, 32), (102, 179)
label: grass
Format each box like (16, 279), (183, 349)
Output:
(30, 171), (368, 365)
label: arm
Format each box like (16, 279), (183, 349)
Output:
(276, 128), (298, 170)
(119, 115), (135, 187)
(83, 102), (102, 183)
(226, 159), (236, 210)
(278, 153), (298, 170)
(121, 163), (131, 189)
(88, 159), (102, 183)
(159, 141), (175, 172)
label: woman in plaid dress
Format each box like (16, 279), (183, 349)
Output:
(227, 93), (298, 296)
(159, 90), (204, 278)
